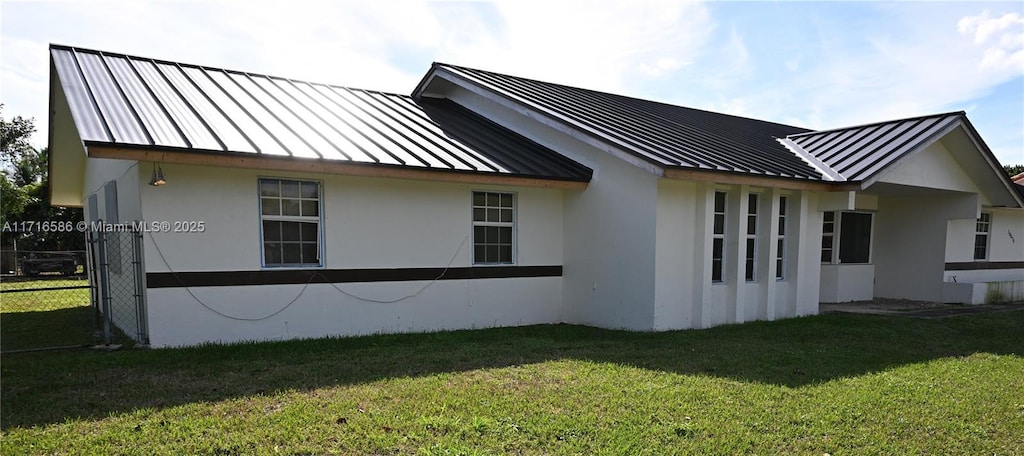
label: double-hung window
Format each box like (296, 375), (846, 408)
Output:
(712, 191), (727, 283)
(472, 191), (514, 264)
(974, 213), (991, 260)
(260, 178), (322, 267)
(776, 196), (787, 280)
(745, 193), (759, 282)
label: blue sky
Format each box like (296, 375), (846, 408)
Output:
(2, 0), (1022, 165)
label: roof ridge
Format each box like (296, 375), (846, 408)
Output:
(433, 62), (825, 180)
(788, 110), (965, 139)
(50, 43), (414, 99)
(434, 62), (810, 131)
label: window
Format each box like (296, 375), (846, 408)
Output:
(473, 191), (514, 264)
(776, 196), (787, 280)
(745, 193), (759, 282)
(712, 191), (727, 283)
(821, 211), (835, 263)
(259, 178), (321, 267)
(838, 212), (872, 264)
(974, 213), (991, 260)
(821, 211), (873, 264)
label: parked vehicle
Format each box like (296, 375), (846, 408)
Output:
(20, 253), (78, 276)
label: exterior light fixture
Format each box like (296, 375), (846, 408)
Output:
(149, 163), (167, 186)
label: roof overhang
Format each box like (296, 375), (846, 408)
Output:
(84, 143), (588, 190)
(663, 167), (856, 192)
(866, 119), (1024, 208)
(48, 57), (88, 207)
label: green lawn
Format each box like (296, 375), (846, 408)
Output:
(2, 311), (1023, 454)
(0, 278), (94, 351)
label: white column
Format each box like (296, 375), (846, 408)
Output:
(731, 185), (749, 324)
(764, 187), (781, 320)
(793, 190), (821, 316)
(692, 182), (714, 329)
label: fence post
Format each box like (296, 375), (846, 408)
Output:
(96, 226), (113, 346)
(86, 230), (101, 338)
(131, 229), (149, 344)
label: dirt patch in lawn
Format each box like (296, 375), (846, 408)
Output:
(821, 298), (1024, 318)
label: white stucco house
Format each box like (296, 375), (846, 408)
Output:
(48, 45), (1024, 347)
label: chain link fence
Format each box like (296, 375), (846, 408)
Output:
(90, 228), (148, 346)
(0, 249), (94, 352)
(1, 228), (148, 352)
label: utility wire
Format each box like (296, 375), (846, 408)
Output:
(147, 231), (468, 321)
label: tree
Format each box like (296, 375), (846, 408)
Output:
(0, 105), (35, 226)
(1005, 163), (1024, 177)
(1, 104), (37, 168)
(1, 107), (85, 251)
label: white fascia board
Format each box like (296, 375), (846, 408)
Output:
(777, 137), (843, 182)
(425, 66), (665, 178)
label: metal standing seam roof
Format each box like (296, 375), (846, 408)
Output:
(49, 45), (592, 182)
(786, 112), (965, 182)
(428, 63), (824, 180)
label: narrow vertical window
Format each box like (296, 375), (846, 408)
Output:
(745, 193), (758, 282)
(473, 191), (514, 264)
(712, 191), (727, 283)
(776, 196), (787, 279)
(260, 178), (322, 267)
(821, 211), (835, 263)
(974, 213), (991, 261)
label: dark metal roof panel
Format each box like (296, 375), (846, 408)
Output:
(130, 59), (220, 150)
(51, 49), (109, 142)
(76, 52), (149, 144)
(49, 45), (591, 182)
(789, 112), (963, 182)
(434, 64), (824, 180)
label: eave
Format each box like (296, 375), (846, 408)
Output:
(85, 143), (589, 190)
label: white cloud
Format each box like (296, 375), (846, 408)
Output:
(958, 11), (1024, 73)
(639, 58), (686, 77)
(433, 0), (714, 94)
(1, 1), (1019, 164)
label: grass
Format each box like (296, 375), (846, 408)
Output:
(0, 278), (94, 351)
(2, 311), (1023, 454)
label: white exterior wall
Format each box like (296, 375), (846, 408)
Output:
(139, 162), (566, 347)
(819, 264), (874, 302)
(943, 207), (1024, 303)
(945, 207), (1024, 283)
(871, 140), (1022, 303)
(653, 180), (698, 329)
(874, 196), (961, 302)
(81, 158), (145, 340)
(653, 181), (821, 330)
(442, 89), (660, 331)
(82, 158), (143, 223)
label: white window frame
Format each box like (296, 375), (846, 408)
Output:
(974, 212), (991, 261)
(472, 191), (516, 265)
(258, 177), (323, 268)
(745, 193), (759, 282)
(776, 196), (787, 280)
(712, 191), (727, 283)
(821, 211), (836, 263)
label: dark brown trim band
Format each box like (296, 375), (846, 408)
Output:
(146, 265), (562, 289)
(945, 261), (1024, 271)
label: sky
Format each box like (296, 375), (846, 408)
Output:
(2, 0), (1022, 166)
